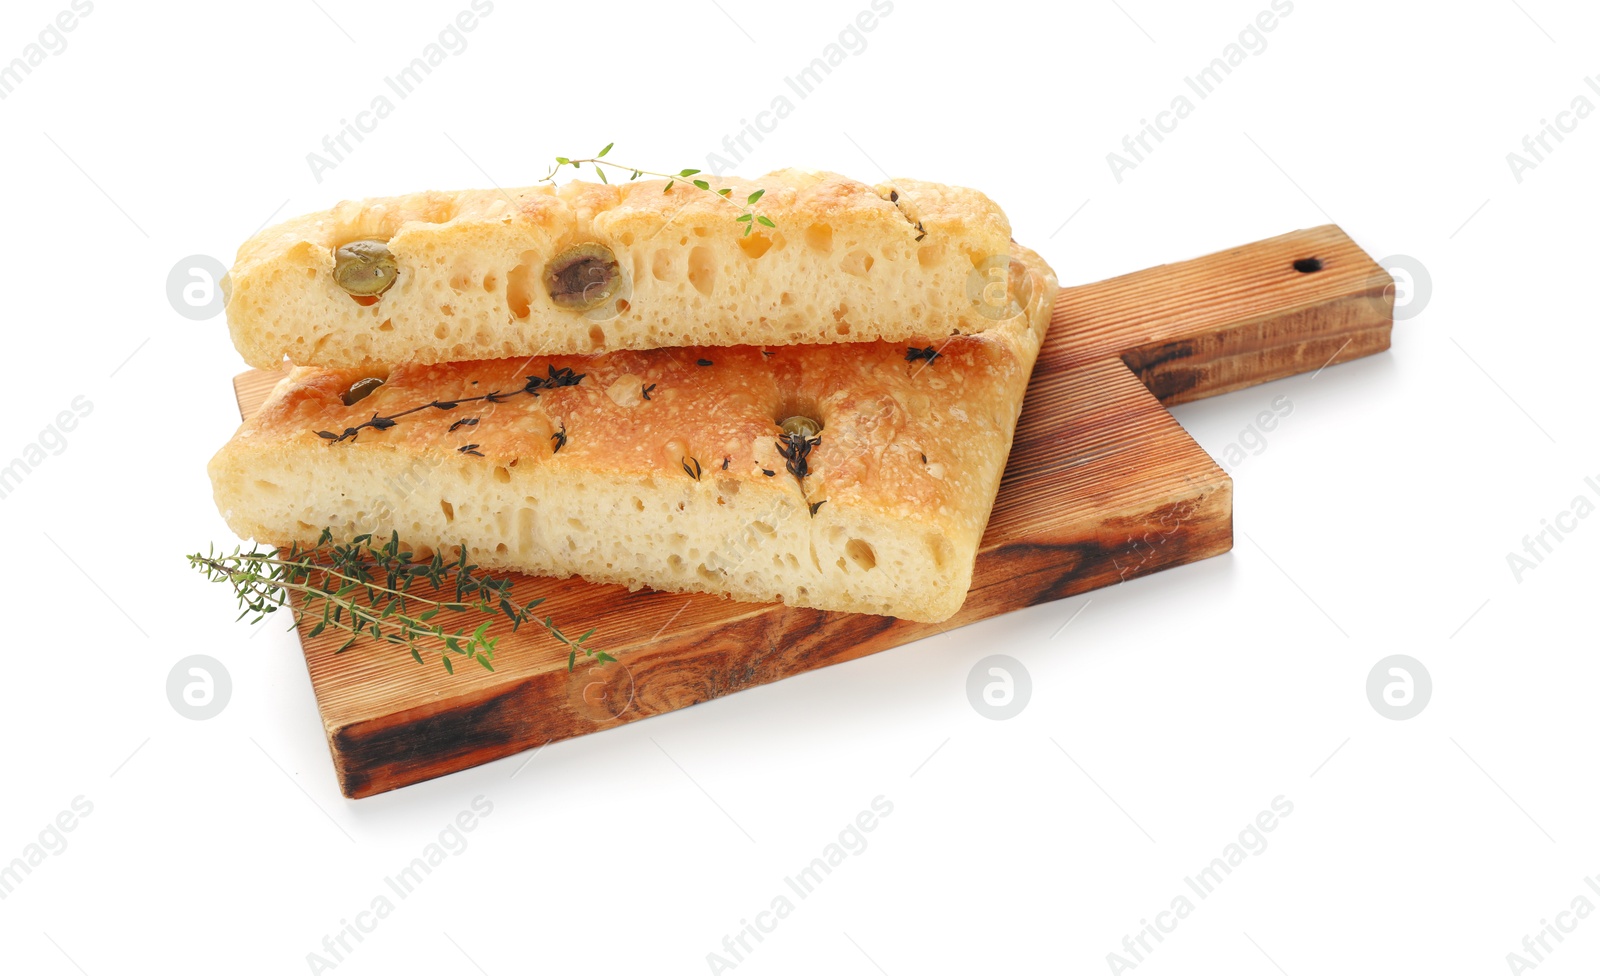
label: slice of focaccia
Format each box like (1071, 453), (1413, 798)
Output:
(210, 245), (1056, 622)
(222, 170), (1019, 370)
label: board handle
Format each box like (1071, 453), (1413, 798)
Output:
(1049, 224), (1394, 404)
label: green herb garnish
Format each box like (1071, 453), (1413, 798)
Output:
(189, 530), (611, 674)
(543, 144), (776, 236)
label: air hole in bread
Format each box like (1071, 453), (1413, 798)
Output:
(254, 480), (280, 493)
(845, 539), (877, 571)
(738, 234), (773, 260)
(651, 250), (675, 281)
(506, 251), (538, 318)
(917, 243), (945, 268)
(780, 292), (795, 306)
(496, 543), (508, 555)
(693, 226), (710, 237)
(805, 223), (833, 254)
(589, 324), (606, 349)
(482, 273), (497, 293)
(440, 500), (455, 521)
(493, 466), (510, 483)
(841, 250), (874, 276)
(753, 521), (775, 536)
(668, 554), (684, 573)
(377, 319), (394, 332)
(688, 246), (716, 296)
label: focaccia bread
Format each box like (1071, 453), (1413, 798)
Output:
(210, 244), (1056, 622)
(222, 169), (1018, 370)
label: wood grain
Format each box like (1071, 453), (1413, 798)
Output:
(229, 224), (1392, 797)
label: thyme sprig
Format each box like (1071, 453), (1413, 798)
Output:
(189, 530), (613, 674)
(316, 365), (583, 444)
(542, 143), (776, 237)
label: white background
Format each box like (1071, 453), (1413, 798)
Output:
(1, 0), (1595, 973)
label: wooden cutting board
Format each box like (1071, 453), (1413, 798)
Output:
(231, 225), (1392, 798)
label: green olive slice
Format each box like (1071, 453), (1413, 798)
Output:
(333, 239), (399, 298)
(544, 243), (621, 311)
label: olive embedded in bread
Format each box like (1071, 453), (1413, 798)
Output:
(332, 240), (399, 298)
(544, 243), (621, 311)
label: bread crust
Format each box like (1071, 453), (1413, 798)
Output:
(211, 244), (1056, 621)
(223, 170), (1017, 369)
